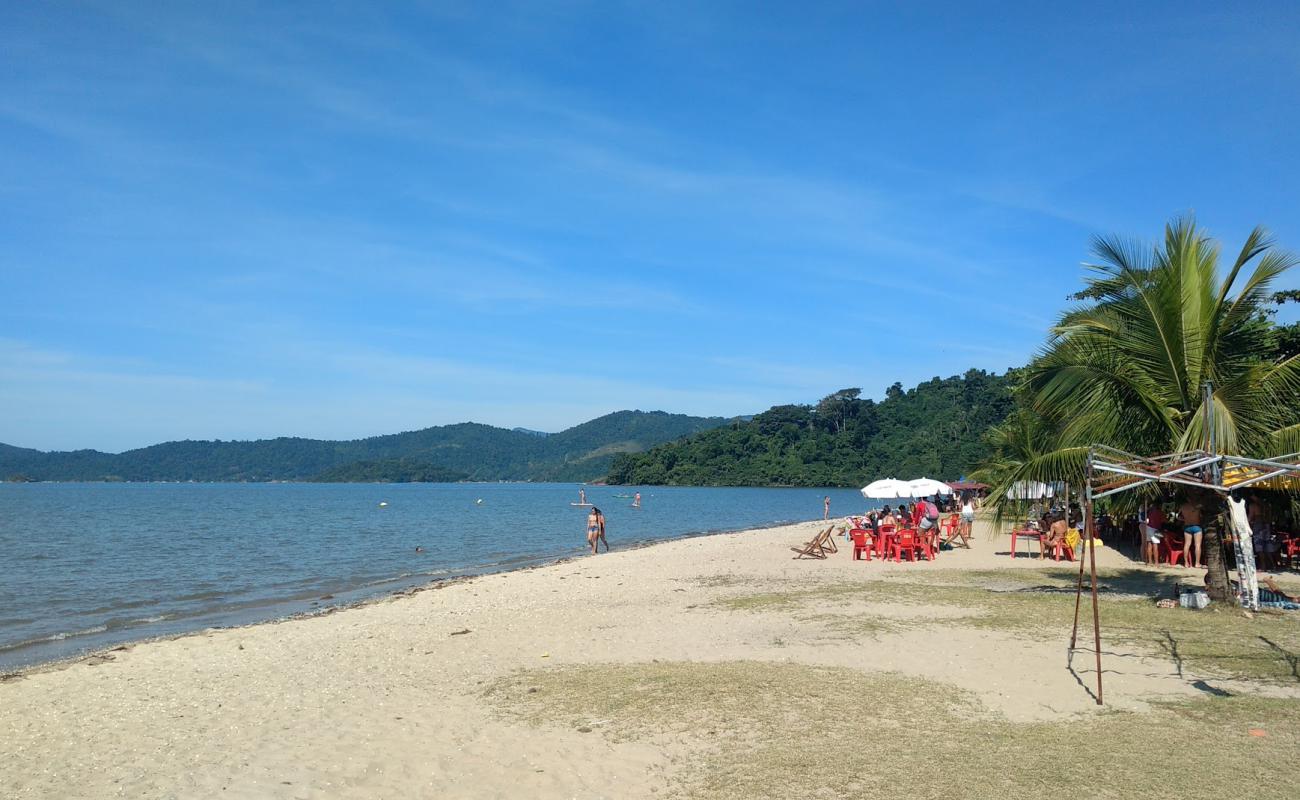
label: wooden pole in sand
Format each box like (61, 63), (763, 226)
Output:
(1085, 466), (1104, 705)
(1069, 478), (1088, 653)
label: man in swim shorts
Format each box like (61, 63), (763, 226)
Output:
(1178, 498), (1204, 569)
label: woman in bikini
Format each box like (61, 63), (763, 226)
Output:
(586, 507), (608, 554)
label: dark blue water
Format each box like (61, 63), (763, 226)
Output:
(0, 482), (873, 671)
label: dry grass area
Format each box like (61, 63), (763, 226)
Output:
(484, 561), (1300, 798)
(486, 661), (1300, 800)
(713, 566), (1300, 683)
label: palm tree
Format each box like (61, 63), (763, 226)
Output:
(972, 408), (1081, 520)
(994, 216), (1300, 600)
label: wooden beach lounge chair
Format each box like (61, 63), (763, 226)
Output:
(792, 525), (837, 559)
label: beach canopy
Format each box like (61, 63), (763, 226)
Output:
(906, 477), (951, 497)
(862, 477), (952, 499)
(861, 478), (911, 499)
(947, 480), (988, 491)
(1005, 480), (1055, 500)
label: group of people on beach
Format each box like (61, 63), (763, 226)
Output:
(1139, 493), (1290, 570)
(1139, 497), (1205, 568)
(853, 494), (978, 548)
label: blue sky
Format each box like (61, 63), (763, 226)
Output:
(3, 1), (1299, 452)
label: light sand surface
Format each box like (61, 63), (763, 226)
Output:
(3, 520), (1298, 799)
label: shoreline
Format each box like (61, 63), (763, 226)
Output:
(1, 514), (830, 678)
(4, 517), (1299, 798)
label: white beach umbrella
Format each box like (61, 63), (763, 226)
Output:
(905, 477), (951, 498)
(1005, 481), (1055, 500)
(861, 478), (910, 499)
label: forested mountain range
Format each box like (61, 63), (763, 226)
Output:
(606, 370), (1017, 487)
(0, 411), (729, 483)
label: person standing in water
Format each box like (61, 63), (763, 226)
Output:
(579, 487), (586, 505)
(632, 492), (641, 508)
(823, 496), (831, 520)
(586, 506), (607, 554)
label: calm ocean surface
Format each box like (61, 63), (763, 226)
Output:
(0, 482), (873, 671)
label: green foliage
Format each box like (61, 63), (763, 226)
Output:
(0, 411), (729, 483)
(607, 370), (1016, 486)
(306, 458), (468, 483)
(997, 216), (1300, 490)
(979, 216), (1300, 601)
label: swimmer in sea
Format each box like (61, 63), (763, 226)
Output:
(586, 506), (607, 554)
(633, 491), (641, 508)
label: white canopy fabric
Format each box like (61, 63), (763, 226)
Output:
(906, 477), (951, 498)
(1005, 480), (1055, 500)
(861, 478), (911, 499)
(1227, 497), (1259, 611)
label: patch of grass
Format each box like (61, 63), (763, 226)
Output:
(690, 574), (756, 589)
(714, 569), (1300, 683)
(486, 661), (1300, 799)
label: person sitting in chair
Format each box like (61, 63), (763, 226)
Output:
(1040, 514), (1068, 560)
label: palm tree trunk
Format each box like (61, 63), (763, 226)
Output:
(1190, 488), (1232, 601)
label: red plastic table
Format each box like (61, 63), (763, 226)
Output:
(1009, 529), (1043, 559)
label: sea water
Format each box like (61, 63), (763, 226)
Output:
(0, 482), (874, 671)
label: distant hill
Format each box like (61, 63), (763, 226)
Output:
(606, 370), (1017, 487)
(305, 458), (469, 483)
(0, 411), (730, 483)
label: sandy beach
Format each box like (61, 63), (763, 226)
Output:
(4, 519), (1299, 799)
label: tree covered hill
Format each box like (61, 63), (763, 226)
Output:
(606, 370), (1017, 487)
(0, 411), (729, 483)
(305, 458), (469, 483)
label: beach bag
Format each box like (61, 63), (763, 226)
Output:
(1179, 590), (1210, 609)
(924, 501), (940, 521)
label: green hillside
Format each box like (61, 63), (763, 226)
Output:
(606, 370), (1017, 487)
(0, 411), (729, 483)
(306, 458), (469, 483)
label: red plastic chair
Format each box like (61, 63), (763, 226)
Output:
(916, 530), (937, 561)
(1279, 533), (1297, 569)
(875, 524), (896, 558)
(891, 530), (918, 562)
(850, 529), (873, 561)
(1162, 535), (1186, 566)
(1051, 539), (1075, 562)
